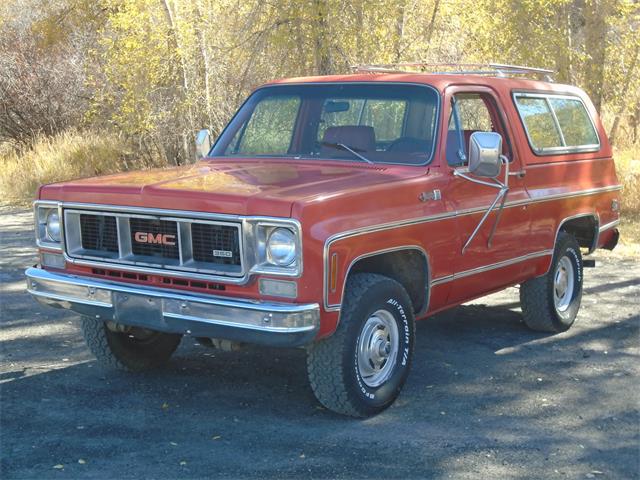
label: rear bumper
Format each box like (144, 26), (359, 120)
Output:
(25, 267), (320, 347)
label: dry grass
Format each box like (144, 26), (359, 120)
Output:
(0, 130), (165, 205)
(612, 146), (640, 254)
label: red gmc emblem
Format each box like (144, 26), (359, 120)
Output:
(133, 232), (176, 246)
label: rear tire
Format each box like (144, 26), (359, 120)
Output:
(520, 232), (583, 333)
(306, 273), (415, 417)
(81, 318), (182, 372)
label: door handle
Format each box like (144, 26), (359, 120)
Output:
(509, 170), (526, 178)
(418, 190), (442, 202)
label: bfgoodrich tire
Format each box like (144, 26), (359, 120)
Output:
(81, 318), (182, 372)
(306, 273), (415, 417)
(520, 232), (583, 333)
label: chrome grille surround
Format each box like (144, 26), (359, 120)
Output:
(45, 202), (302, 285)
(64, 208), (245, 278)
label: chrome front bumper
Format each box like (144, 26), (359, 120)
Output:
(25, 267), (320, 347)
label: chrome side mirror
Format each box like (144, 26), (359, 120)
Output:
(195, 129), (212, 159)
(468, 131), (502, 178)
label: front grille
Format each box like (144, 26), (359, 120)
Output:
(191, 223), (241, 266)
(80, 214), (118, 253)
(130, 218), (179, 259)
(65, 209), (244, 277)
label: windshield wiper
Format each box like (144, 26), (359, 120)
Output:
(321, 141), (374, 164)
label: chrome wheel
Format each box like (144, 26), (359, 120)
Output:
(553, 255), (575, 313)
(357, 309), (399, 388)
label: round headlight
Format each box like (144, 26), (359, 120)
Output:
(266, 228), (296, 266)
(45, 210), (61, 242)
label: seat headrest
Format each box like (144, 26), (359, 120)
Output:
(321, 126), (376, 155)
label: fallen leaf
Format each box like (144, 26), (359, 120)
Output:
(78, 459), (86, 465)
(299, 453), (305, 459)
(180, 461), (187, 466)
(170, 442), (178, 446)
(212, 435), (221, 440)
(53, 464), (64, 469)
(161, 402), (169, 410)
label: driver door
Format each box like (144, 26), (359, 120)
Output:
(442, 86), (532, 304)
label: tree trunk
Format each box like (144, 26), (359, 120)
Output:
(393, 1), (406, 62)
(609, 42), (640, 146)
(159, 0), (193, 163)
(194, 1), (214, 130)
(583, 0), (609, 113)
(312, 0), (331, 75)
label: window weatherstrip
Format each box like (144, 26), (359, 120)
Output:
(512, 92), (601, 156)
(544, 96), (566, 147)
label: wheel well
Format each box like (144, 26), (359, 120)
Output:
(348, 249), (429, 314)
(559, 215), (598, 252)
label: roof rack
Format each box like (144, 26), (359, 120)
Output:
(351, 62), (555, 82)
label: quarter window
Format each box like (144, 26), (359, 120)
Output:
(547, 97), (599, 147)
(514, 94), (599, 154)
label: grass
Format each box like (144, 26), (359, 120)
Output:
(612, 146), (640, 255)
(0, 130), (165, 205)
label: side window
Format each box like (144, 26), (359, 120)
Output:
(446, 93), (495, 166)
(514, 94), (600, 154)
(228, 96), (300, 155)
(547, 98), (599, 147)
(514, 97), (563, 150)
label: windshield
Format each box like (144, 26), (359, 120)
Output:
(211, 83), (440, 165)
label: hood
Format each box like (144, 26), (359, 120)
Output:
(39, 158), (426, 217)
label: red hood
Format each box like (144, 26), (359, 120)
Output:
(39, 158), (426, 217)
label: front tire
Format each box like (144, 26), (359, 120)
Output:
(81, 318), (182, 372)
(306, 273), (415, 417)
(520, 232), (583, 333)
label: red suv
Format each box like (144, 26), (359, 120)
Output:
(27, 64), (621, 417)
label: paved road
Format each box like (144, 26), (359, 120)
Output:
(1, 207), (639, 479)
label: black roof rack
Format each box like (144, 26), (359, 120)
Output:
(351, 62), (555, 82)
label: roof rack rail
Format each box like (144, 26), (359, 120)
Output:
(351, 62), (555, 82)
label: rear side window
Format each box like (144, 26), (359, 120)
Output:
(514, 93), (599, 154)
(547, 97), (599, 147)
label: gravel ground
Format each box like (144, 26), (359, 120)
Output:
(1, 206), (639, 479)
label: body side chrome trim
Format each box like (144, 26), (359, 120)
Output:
(598, 219), (620, 233)
(322, 184), (620, 311)
(325, 245), (431, 315)
(430, 249), (553, 285)
(552, 213), (600, 259)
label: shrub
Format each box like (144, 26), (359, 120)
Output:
(0, 129), (167, 204)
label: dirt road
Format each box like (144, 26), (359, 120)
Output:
(1, 207), (638, 479)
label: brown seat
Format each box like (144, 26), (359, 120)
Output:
(320, 126), (376, 156)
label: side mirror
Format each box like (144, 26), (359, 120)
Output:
(195, 129), (212, 159)
(468, 131), (502, 178)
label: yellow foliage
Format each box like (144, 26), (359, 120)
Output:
(0, 129), (165, 204)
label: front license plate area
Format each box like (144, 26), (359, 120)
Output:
(113, 292), (163, 327)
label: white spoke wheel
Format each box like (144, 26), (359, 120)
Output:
(553, 256), (575, 313)
(520, 232), (583, 333)
(357, 309), (399, 388)
(307, 273), (415, 417)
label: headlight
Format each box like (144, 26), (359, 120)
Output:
(45, 210), (61, 242)
(266, 228), (296, 266)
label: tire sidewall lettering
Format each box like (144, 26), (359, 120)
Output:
(352, 295), (412, 404)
